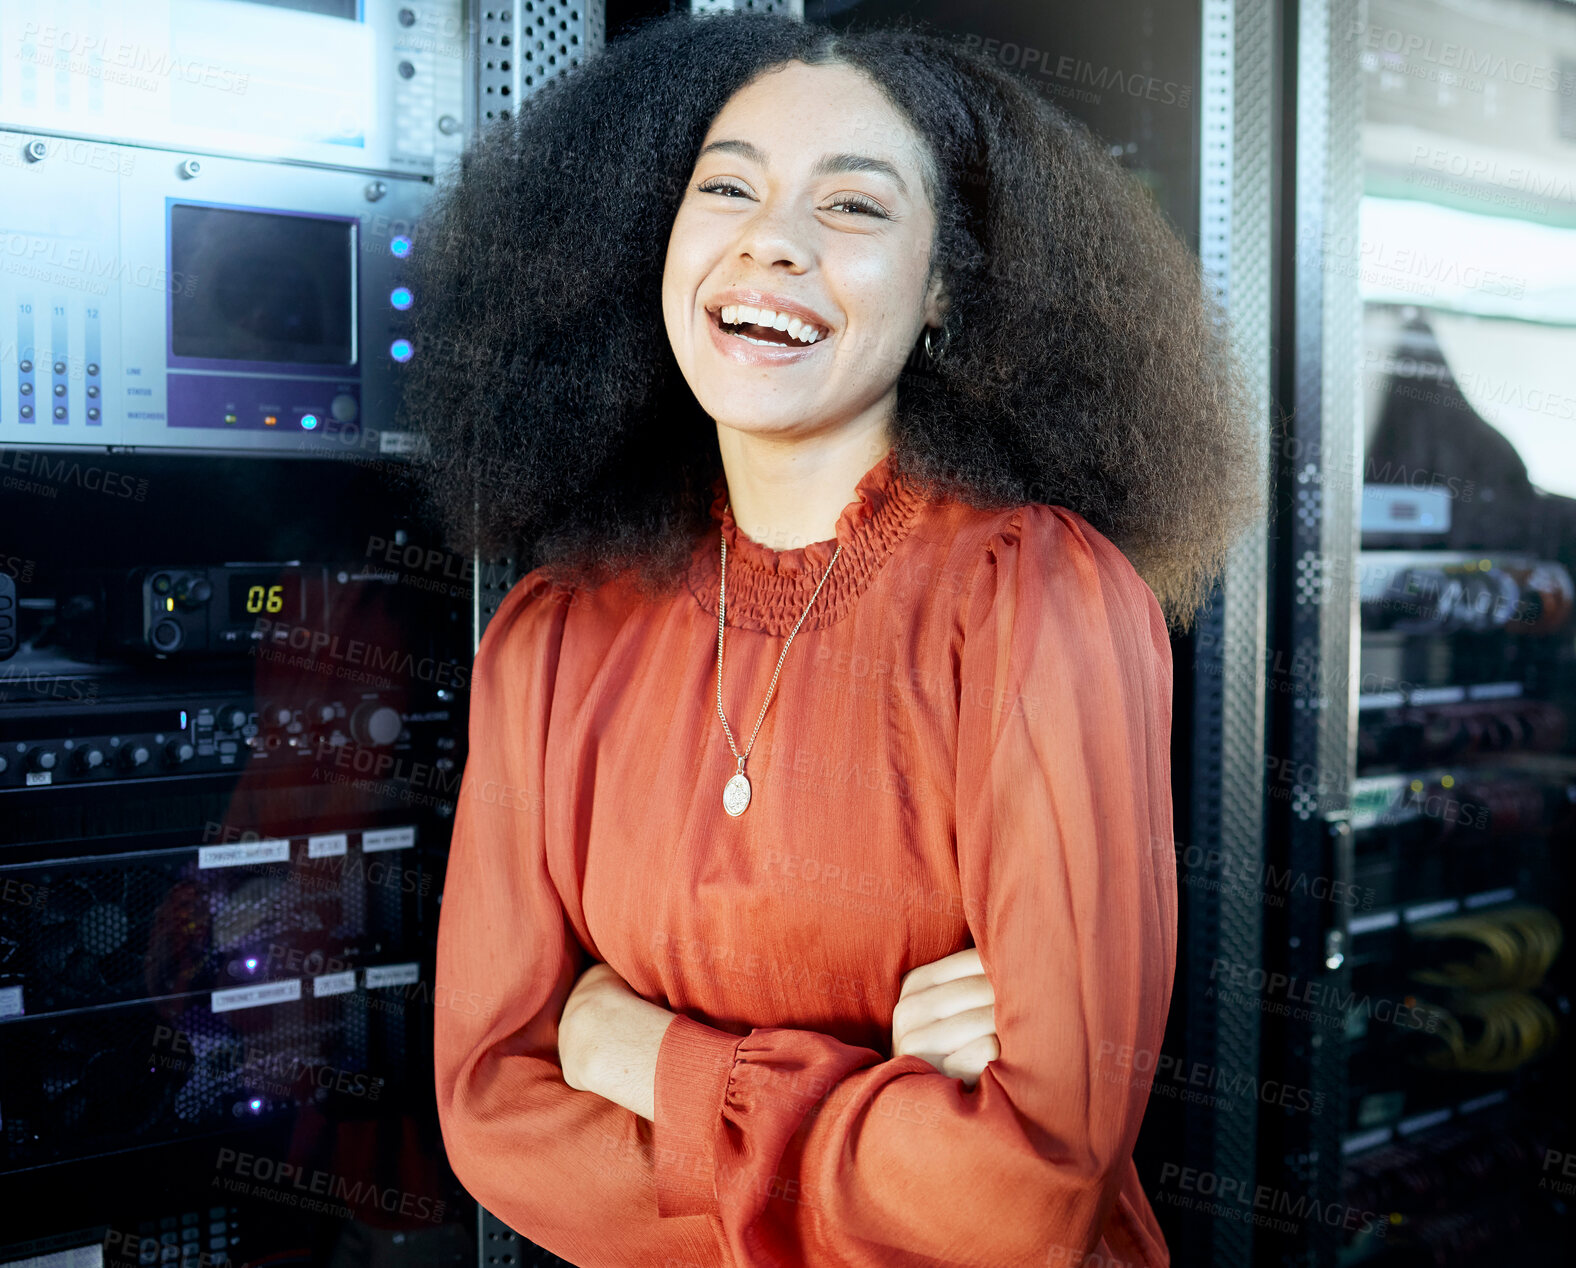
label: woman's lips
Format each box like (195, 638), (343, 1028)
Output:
(705, 307), (830, 365)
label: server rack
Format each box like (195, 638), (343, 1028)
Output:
(1261, 0), (1576, 1264)
(0, 2), (481, 1265)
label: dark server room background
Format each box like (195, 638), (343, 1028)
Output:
(1, 1), (1572, 1266)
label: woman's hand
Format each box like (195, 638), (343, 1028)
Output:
(892, 947), (999, 1089)
(557, 960), (676, 1121)
(557, 962), (627, 1094)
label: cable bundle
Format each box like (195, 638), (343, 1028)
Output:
(1408, 905), (1563, 1072)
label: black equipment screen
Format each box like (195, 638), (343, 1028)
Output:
(170, 205), (355, 365)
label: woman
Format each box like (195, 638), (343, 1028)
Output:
(405, 11), (1258, 1267)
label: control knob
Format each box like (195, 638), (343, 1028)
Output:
(350, 700), (403, 747)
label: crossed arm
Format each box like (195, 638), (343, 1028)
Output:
(558, 953), (999, 1121)
(435, 505), (1177, 1266)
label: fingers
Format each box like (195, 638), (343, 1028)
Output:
(893, 1003), (996, 1061)
(941, 1033), (1001, 1089)
(892, 971), (994, 1039)
(898, 947), (985, 1000)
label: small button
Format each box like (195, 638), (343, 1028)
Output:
(54, 383), (66, 396)
(54, 406), (66, 418)
(53, 360), (65, 374)
(19, 405), (32, 418)
(19, 382), (31, 395)
(18, 359), (32, 373)
(87, 407), (100, 420)
(87, 385), (99, 398)
(87, 362), (99, 375)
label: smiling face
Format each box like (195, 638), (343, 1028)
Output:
(661, 59), (946, 443)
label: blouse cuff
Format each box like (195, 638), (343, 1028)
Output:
(652, 1013), (746, 1218)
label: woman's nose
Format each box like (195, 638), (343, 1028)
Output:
(732, 198), (811, 272)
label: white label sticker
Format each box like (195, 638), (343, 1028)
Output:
(212, 979), (302, 1013)
(378, 431), (430, 456)
(314, 970), (357, 997)
(200, 840), (291, 869)
(0, 985), (23, 1019)
(308, 833), (349, 858)
(362, 826), (415, 852)
(364, 962), (420, 989)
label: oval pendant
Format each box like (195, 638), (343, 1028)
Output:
(722, 771), (752, 817)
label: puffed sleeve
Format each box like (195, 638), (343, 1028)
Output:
(434, 573), (719, 1268)
(648, 504), (1179, 1267)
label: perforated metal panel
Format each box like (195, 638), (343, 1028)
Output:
(473, 2), (607, 129)
(1177, 4), (1276, 1267)
(1267, 0), (1364, 1264)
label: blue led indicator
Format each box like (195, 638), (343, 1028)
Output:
(300, 413), (319, 430)
(390, 286), (413, 310)
(390, 235), (412, 258)
(180, 710), (188, 729)
(390, 338), (413, 363)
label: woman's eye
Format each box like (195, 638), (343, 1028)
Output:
(827, 196), (890, 219)
(695, 180), (889, 220)
(697, 178), (750, 198)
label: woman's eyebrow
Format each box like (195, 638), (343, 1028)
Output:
(696, 138), (910, 196)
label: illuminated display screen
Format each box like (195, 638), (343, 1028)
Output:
(171, 205), (356, 365)
(229, 574), (301, 621)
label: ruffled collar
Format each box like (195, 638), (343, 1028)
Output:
(684, 448), (928, 634)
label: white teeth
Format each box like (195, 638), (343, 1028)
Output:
(716, 303), (824, 343)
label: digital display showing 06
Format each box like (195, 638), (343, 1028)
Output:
(229, 574), (300, 620)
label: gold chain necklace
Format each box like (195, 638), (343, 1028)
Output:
(715, 504), (842, 817)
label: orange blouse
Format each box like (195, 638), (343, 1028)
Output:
(434, 449), (1178, 1267)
